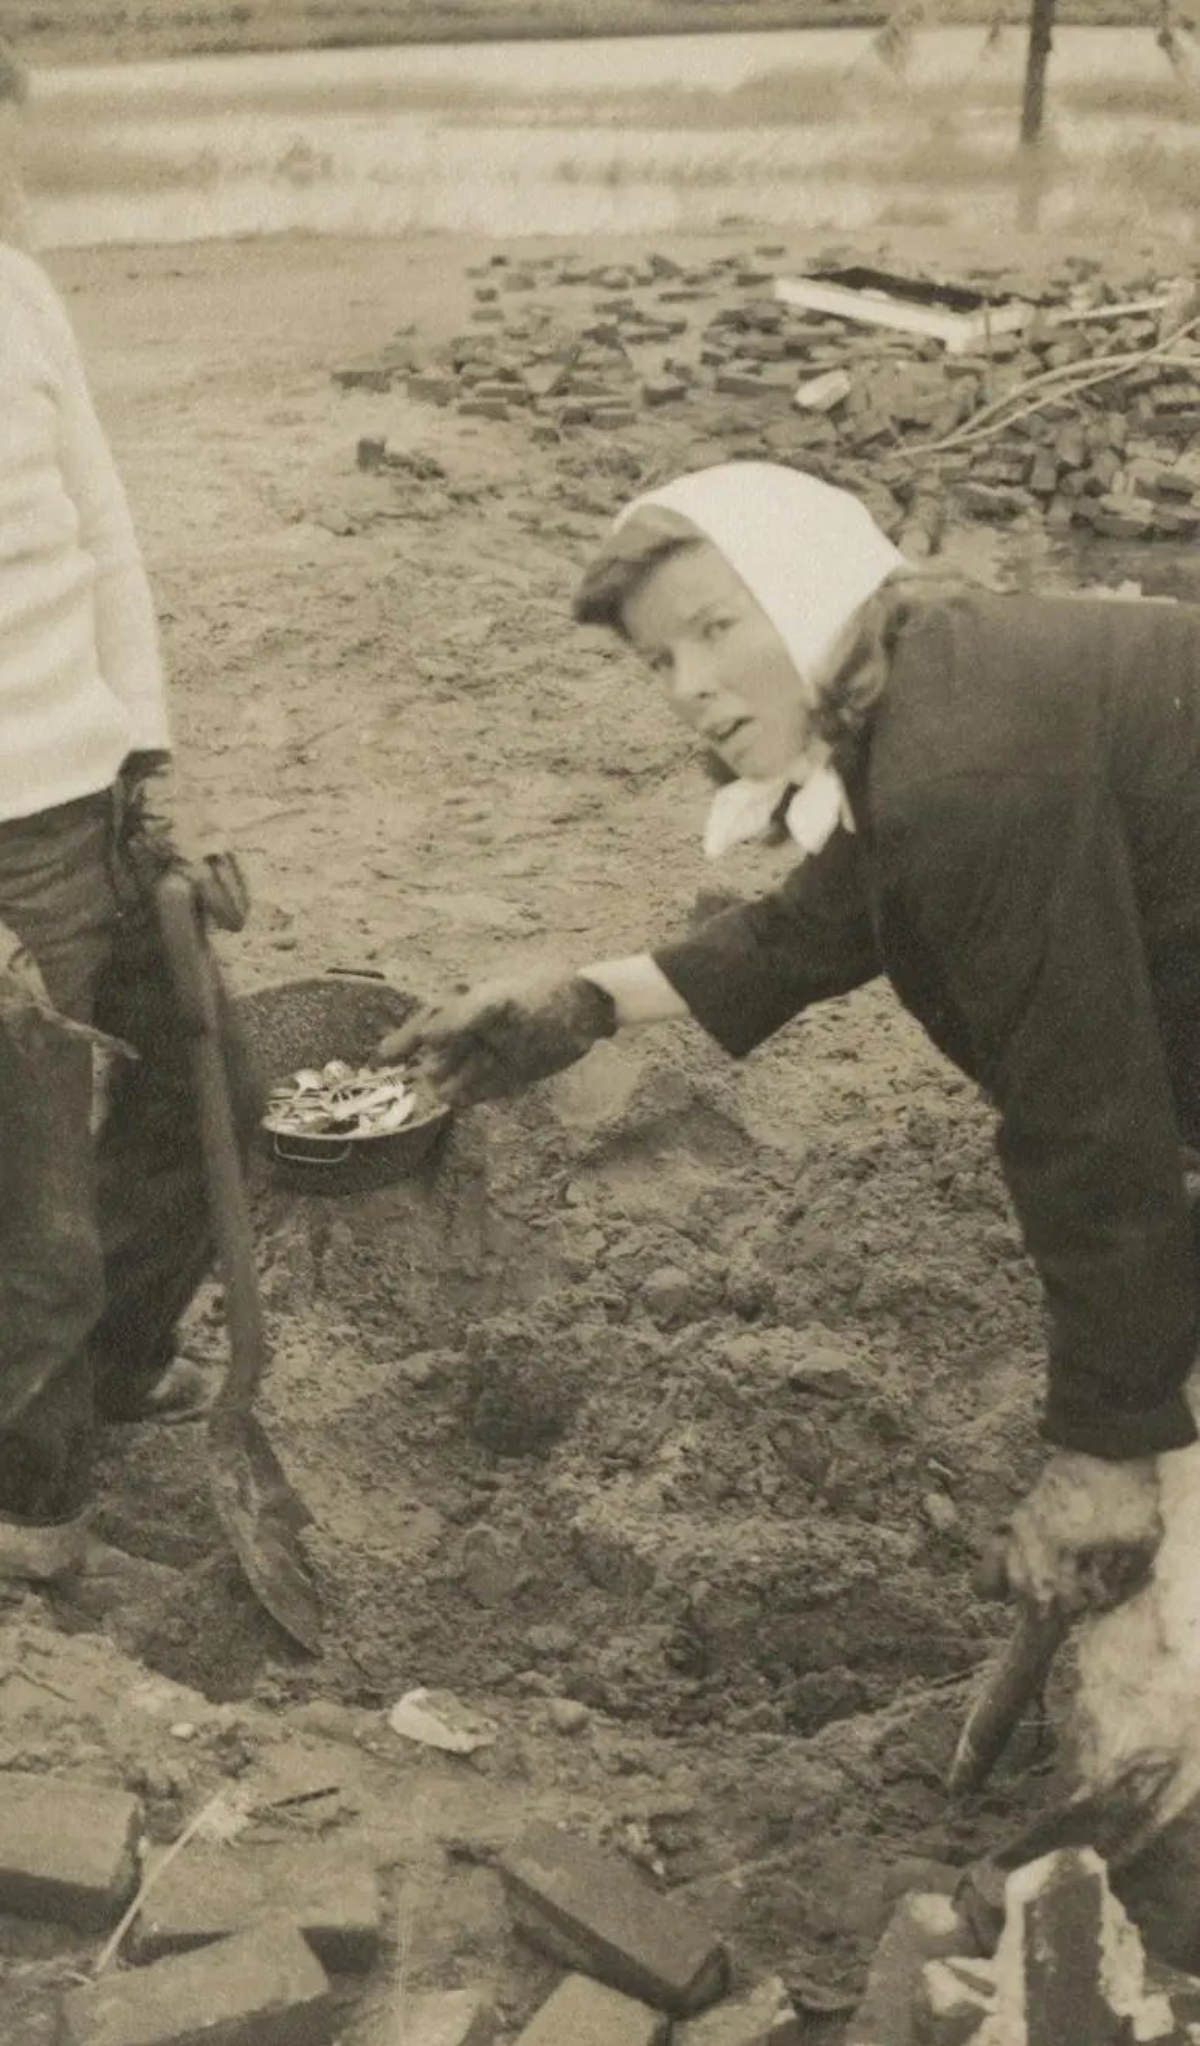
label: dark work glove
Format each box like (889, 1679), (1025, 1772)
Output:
(373, 970), (619, 1105)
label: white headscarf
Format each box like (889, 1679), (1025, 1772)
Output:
(616, 463), (905, 858)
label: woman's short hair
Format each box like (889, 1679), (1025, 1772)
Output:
(572, 505), (704, 633)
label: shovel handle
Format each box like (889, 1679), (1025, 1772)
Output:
(156, 872), (267, 1411)
(948, 1603), (1069, 1796)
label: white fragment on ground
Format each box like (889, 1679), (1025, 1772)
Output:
(387, 1688), (497, 1755)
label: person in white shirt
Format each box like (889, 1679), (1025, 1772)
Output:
(0, 50), (260, 1582)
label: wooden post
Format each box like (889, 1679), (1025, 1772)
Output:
(1020, 0), (1057, 145)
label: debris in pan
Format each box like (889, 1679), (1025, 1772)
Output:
(773, 266), (1035, 355)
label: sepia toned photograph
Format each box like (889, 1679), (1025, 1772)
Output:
(0, 0), (1199, 2037)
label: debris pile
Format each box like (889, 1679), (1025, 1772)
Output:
(337, 248), (1200, 554)
(0, 1705), (386, 2046)
(15, 1657), (1200, 2046)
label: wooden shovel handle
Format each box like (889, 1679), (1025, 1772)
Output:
(155, 872), (268, 1413)
(948, 1603), (1070, 1796)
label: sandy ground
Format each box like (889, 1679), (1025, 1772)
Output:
(6, 217), (1183, 2035)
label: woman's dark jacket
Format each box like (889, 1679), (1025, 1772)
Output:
(654, 590), (1200, 1461)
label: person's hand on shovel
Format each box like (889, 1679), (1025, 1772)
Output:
(950, 1451), (1163, 1797)
(982, 1450), (1163, 1618)
(374, 969), (619, 1106)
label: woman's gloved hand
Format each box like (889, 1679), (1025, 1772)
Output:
(981, 1449), (1163, 1618)
(374, 970), (618, 1105)
(116, 751), (249, 933)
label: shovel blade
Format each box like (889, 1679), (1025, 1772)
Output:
(207, 1407), (322, 1653)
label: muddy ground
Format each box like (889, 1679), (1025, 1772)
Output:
(3, 219), (1191, 2038)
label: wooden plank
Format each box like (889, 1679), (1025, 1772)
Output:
(1047, 294), (1173, 327)
(773, 276), (1031, 355)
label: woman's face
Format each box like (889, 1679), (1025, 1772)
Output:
(620, 541), (813, 780)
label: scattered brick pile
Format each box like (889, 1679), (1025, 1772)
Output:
(14, 1751), (1200, 2041)
(0, 1767), (381, 2045)
(336, 248), (1200, 555)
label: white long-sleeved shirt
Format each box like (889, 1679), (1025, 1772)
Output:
(0, 243), (170, 823)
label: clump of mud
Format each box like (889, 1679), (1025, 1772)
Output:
(95, 1008), (1046, 1736)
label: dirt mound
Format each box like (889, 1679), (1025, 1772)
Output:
(93, 1019), (1042, 1743)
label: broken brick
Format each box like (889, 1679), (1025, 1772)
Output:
(989, 1849), (1176, 2046)
(1054, 425), (1088, 470)
(406, 373), (457, 405)
(845, 1893), (973, 2046)
(1124, 455), (1171, 497)
(500, 1820), (729, 2015)
(472, 380), (530, 404)
(793, 369), (852, 412)
(715, 367), (776, 398)
(1155, 504), (1200, 537)
(642, 378), (688, 407)
(1089, 493), (1156, 538)
(59, 1917), (335, 2046)
(0, 1771), (141, 1931)
(740, 298), (784, 327)
(516, 1973), (668, 2045)
(675, 1974), (801, 2043)
(396, 1987), (497, 2046)
(784, 413), (840, 451)
(958, 481), (1031, 521)
(973, 452), (1028, 487)
(331, 363), (393, 392)
(740, 334), (788, 361)
(1156, 464), (1200, 500)
(129, 1843), (382, 1973)
(898, 523), (934, 560)
(1087, 449), (1123, 492)
(915, 1956), (996, 2045)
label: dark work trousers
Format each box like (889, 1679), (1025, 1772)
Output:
(0, 788), (262, 1525)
